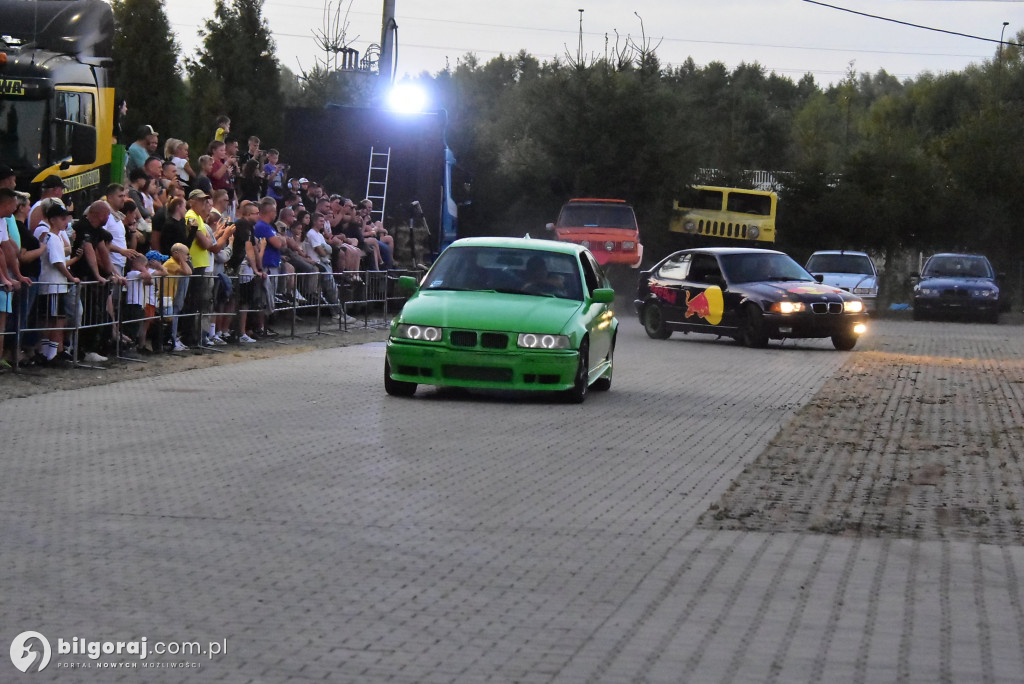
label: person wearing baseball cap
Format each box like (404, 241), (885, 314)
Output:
(0, 165), (15, 189)
(28, 174), (67, 232)
(35, 196), (80, 365)
(40, 174), (65, 190)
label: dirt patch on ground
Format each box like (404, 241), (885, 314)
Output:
(699, 323), (1024, 545)
(0, 322), (390, 399)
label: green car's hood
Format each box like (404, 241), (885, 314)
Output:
(400, 290), (584, 333)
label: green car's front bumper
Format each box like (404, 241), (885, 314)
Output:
(386, 338), (580, 391)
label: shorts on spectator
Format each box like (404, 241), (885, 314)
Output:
(0, 289), (12, 314)
(239, 278), (266, 311)
(37, 292), (68, 319)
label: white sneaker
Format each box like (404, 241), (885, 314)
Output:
(211, 334), (227, 346)
(83, 351), (108, 363)
(294, 290), (307, 303)
(239, 334), (257, 344)
(172, 341), (188, 352)
(343, 313), (358, 324)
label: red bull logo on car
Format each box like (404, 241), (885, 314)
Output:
(685, 286), (724, 325)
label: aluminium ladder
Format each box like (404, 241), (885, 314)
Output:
(364, 147), (390, 223)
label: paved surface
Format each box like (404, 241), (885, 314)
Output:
(2, 317), (1023, 682)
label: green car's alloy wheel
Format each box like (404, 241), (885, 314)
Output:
(384, 358), (417, 397)
(740, 305), (769, 348)
(592, 334), (614, 391)
(643, 303), (671, 339)
(565, 338), (590, 404)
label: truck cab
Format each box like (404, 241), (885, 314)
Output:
(546, 198), (643, 268)
(0, 0), (114, 199)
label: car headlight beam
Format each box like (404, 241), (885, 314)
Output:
(771, 301), (805, 314)
(395, 323), (443, 342)
(517, 333), (571, 349)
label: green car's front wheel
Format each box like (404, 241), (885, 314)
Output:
(564, 339), (590, 404)
(592, 334), (614, 392)
(384, 358), (417, 397)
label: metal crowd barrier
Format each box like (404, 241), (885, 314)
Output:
(1, 267), (424, 374)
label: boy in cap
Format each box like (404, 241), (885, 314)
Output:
(36, 200), (80, 364)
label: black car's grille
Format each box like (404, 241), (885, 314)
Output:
(941, 289), (970, 298)
(450, 331), (477, 347)
(811, 302), (844, 314)
(443, 365), (513, 382)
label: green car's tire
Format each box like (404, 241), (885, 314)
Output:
(384, 358), (417, 397)
(565, 339), (590, 404)
(592, 335), (614, 392)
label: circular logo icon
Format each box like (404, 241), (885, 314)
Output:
(10, 631), (51, 673)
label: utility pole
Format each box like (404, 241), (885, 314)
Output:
(379, 0), (396, 84)
(577, 9), (584, 65)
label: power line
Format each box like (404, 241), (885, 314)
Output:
(803, 0), (1023, 47)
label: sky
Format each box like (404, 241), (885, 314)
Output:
(163, 0), (1023, 86)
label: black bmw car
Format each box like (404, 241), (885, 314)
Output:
(912, 253), (1002, 324)
(635, 247), (869, 350)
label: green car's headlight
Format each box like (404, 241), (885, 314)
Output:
(517, 333), (571, 349)
(395, 324), (443, 342)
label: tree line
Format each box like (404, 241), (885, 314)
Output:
(113, 1), (1024, 290)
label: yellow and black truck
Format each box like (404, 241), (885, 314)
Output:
(0, 0), (115, 203)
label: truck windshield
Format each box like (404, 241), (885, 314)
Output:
(557, 205), (636, 230)
(0, 98), (46, 171)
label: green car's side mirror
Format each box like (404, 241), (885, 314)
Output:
(397, 275), (419, 292)
(591, 288), (615, 304)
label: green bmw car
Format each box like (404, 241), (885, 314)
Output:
(385, 237), (618, 402)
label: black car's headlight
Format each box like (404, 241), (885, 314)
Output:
(971, 289), (997, 298)
(769, 301), (806, 314)
(394, 324), (443, 342)
(517, 333), (571, 349)
(844, 300), (865, 313)
(916, 287), (939, 297)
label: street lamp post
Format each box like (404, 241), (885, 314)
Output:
(999, 21), (1010, 64)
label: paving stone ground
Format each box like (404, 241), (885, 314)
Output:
(2, 316), (1023, 683)
(701, 320), (1024, 544)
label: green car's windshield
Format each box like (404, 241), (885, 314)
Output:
(721, 252), (815, 284)
(922, 256), (994, 279)
(423, 246), (584, 301)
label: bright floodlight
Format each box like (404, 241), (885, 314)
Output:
(387, 83), (428, 113)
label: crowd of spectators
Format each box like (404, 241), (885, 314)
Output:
(0, 116), (405, 370)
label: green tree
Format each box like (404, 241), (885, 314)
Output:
(187, 0), (282, 148)
(111, 0), (187, 143)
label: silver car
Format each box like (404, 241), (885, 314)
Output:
(805, 250), (879, 314)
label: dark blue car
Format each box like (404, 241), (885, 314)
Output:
(912, 253), (1002, 323)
